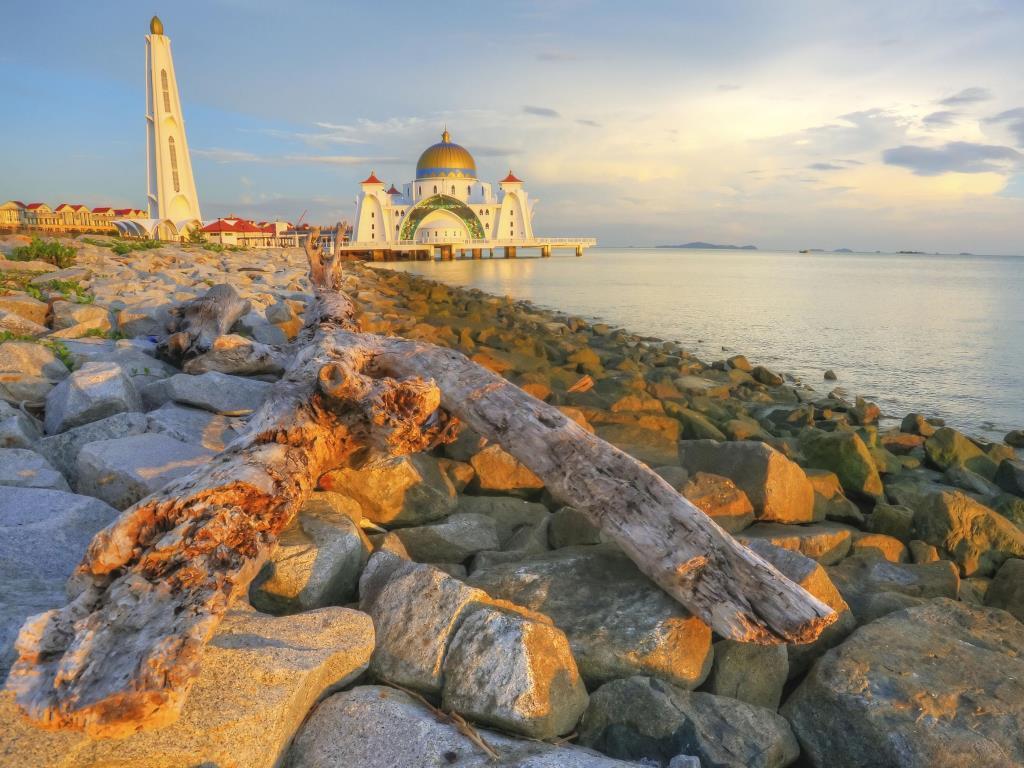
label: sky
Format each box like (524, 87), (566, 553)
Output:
(2, 0), (1023, 253)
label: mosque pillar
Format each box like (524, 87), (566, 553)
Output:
(504, 246), (517, 259)
(472, 248), (482, 259)
(460, 249), (466, 259)
(541, 245), (551, 258)
(576, 245), (584, 257)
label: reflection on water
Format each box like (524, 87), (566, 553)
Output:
(378, 248), (1024, 441)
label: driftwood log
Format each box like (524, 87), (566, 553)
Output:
(156, 283), (251, 364)
(8, 228), (835, 736)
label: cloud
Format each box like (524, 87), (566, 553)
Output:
(193, 147), (402, 166)
(193, 148), (265, 163)
(882, 141), (1021, 176)
(938, 87), (992, 106)
(922, 110), (959, 127)
(986, 107), (1024, 147)
(576, 118), (601, 128)
(523, 105), (561, 118)
(807, 162), (844, 171)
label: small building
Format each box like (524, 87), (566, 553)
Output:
(0, 201), (25, 231)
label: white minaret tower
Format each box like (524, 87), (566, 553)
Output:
(145, 15), (202, 222)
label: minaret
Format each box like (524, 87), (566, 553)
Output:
(145, 15), (202, 222)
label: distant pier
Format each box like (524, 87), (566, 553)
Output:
(336, 236), (597, 262)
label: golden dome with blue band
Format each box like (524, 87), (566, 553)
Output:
(416, 130), (477, 179)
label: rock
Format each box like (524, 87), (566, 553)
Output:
(669, 405), (727, 441)
(549, 505), (604, 547)
(901, 412), (938, 437)
(158, 370), (272, 414)
(0, 341), (68, 405)
(394, 513), (501, 563)
(805, 468), (863, 524)
(0, 308), (48, 337)
(924, 427), (998, 479)
(869, 501), (915, 542)
(984, 557), (1024, 621)
(679, 439), (815, 523)
(76, 432), (215, 509)
(578, 676), (799, 768)
(0, 447), (69, 491)
(359, 556), (493, 694)
(727, 354), (752, 372)
(680, 471), (755, 533)
(850, 396), (880, 426)
(0, 605), (373, 768)
(995, 459), (1024, 497)
(455, 494), (549, 546)
(468, 546), (712, 689)
(0, 400), (40, 449)
(442, 607), (589, 738)
(782, 599), (1024, 768)
(1006, 429), (1024, 448)
(320, 453), (456, 526)
(183, 333), (285, 376)
(35, 411), (149, 484)
(908, 539), (940, 563)
(146, 401), (244, 451)
(827, 553), (959, 621)
(800, 428), (883, 499)
(0, 487), (119, 679)
(43, 361), (142, 434)
(879, 430), (926, 455)
(913, 489), (1024, 576)
(285, 685), (636, 767)
(470, 443), (544, 497)
(823, 369), (837, 380)
(250, 493), (369, 614)
(704, 639), (788, 710)
(438, 457), (475, 491)
(752, 365), (784, 386)
(737, 521), (855, 565)
(0, 294), (48, 325)
(50, 300), (110, 332)
(849, 532), (907, 562)
(594, 422), (681, 466)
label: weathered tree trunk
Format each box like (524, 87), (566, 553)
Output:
(157, 283), (251, 364)
(6, 231), (453, 737)
(377, 342), (837, 644)
(9, 229), (835, 736)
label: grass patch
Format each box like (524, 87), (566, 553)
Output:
(7, 237), (77, 269)
(39, 278), (94, 304)
(111, 239), (162, 255)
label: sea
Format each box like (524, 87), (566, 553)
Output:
(378, 247), (1024, 443)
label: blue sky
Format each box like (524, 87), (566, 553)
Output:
(2, 0), (1023, 252)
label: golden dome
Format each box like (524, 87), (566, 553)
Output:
(150, 16), (164, 35)
(416, 130), (477, 179)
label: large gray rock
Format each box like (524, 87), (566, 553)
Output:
(984, 557), (1024, 621)
(394, 512), (501, 563)
(578, 676), (799, 768)
(442, 607), (589, 739)
(456, 494), (550, 546)
(924, 427), (998, 479)
(679, 439), (815, 523)
(0, 488), (118, 679)
(782, 599), (1024, 768)
(250, 493), (369, 614)
(0, 448), (69, 491)
(43, 361), (142, 434)
(995, 459), (1024, 497)
(158, 370), (272, 414)
(76, 432), (215, 509)
(680, 471), (755, 533)
(703, 639), (788, 711)
(737, 521), (856, 565)
(146, 401), (245, 450)
(321, 453), (456, 526)
(35, 411), (149, 484)
(0, 605), (374, 768)
(285, 685), (639, 767)
(468, 546), (712, 689)
(826, 553), (960, 623)
(470, 443), (545, 497)
(913, 489), (1024, 576)
(0, 400), (40, 449)
(359, 556), (492, 694)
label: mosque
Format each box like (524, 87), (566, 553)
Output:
(343, 131), (595, 260)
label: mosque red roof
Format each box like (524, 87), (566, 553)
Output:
(386, 185), (401, 195)
(361, 171), (384, 184)
(501, 171), (523, 183)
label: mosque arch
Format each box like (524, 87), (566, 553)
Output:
(400, 194), (485, 241)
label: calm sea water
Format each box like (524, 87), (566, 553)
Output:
(379, 248), (1024, 442)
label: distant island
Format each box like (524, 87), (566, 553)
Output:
(657, 242), (758, 250)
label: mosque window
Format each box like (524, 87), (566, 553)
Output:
(160, 70), (171, 112)
(370, 211), (374, 218)
(418, 186), (421, 196)
(433, 185), (437, 194)
(467, 186), (471, 196)
(168, 136), (180, 192)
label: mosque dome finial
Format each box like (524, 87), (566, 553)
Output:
(150, 16), (164, 35)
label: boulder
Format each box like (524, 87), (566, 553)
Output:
(849, 532), (907, 562)
(995, 459), (1024, 497)
(50, 300), (110, 332)
(0, 308), (48, 337)
(393, 513), (500, 563)
(901, 412), (937, 437)
(76, 432), (215, 509)
(0, 294), (48, 325)
(679, 439), (815, 523)
(737, 521), (855, 565)
(594, 422), (681, 467)
(800, 428), (883, 499)
(752, 365), (784, 386)
(827, 553), (959, 621)
(35, 411), (149, 484)
(43, 361), (142, 434)
(578, 676), (799, 768)
(468, 546), (712, 689)
(805, 468), (863, 524)
(0, 341), (68, 405)
(868, 501), (915, 542)
(0, 400), (40, 449)
(146, 401), (245, 451)
(924, 427), (998, 479)
(442, 607), (589, 739)
(469, 443), (544, 497)
(548, 505), (604, 548)
(0, 605), (373, 768)
(182, 333), (284, 376)
(782, 600), (1024, 768)
(0, 487), (118, 679)
(320, 453), (456, 526)
(703, 639), (788, 711)
(455, 494), (549, 546)
(984, 557), (1024, 622)
(249, 493), (369, 614)
(285, 685), (637, 768)
(680, 471), (755, 533)
(0, 448), (69, 491)
(158, 370), (272, 414)
(913, 489), (1024, 576)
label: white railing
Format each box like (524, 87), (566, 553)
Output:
(337, 237), (596, 249)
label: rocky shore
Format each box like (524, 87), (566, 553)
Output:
(1, 234), (1023, 767)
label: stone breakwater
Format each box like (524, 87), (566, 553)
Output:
(0, 234), (1023, 767)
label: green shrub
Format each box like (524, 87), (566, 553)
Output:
(8, 237), (77, 269)
(110, 239), (162, 255)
